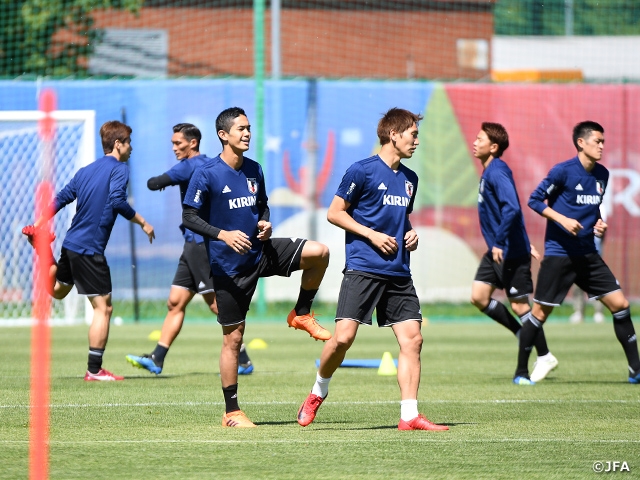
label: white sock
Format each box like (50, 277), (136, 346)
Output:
(400, 399), (419, 421)
(311, 373), (330, 398)
(537, 352), (553, 361)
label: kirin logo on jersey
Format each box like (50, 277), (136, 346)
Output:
(596, 180), (605, 195)
(405, 181), (414, 198)
(246, 178), (258, 195)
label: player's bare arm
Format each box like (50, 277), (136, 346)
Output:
(540, 206), (583, 235)
(218, 229), (252, 255)
(594, 218), (607, 238)
(404, 216), (418, 252)
(327, 195), (398, 255)
(530, 244), (541, 261)
(404, 228), (418, 252)
(131, 212), (155, 243)
(491, 246), (504, 264)
(257, 220), (272, 241)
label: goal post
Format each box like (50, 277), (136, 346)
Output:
(0, 110), (95, 326)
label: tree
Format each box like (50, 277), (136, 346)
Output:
(494, 0), (640, 36)
(0, 0), (142, 77)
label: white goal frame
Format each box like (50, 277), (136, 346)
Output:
(0, 110), (95, 326)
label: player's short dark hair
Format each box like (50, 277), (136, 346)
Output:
(216, 107), (247, 145)
(481, 122), (509, 158)
(100, 120), (132, 154)
(573, 121), (604, 151)
(377, 108), (423, 146)
(173, 123), (201, 149)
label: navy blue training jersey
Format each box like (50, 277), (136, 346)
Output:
(165, 154), (212, 243)
(528, 156), (608, 256)
(55, 155), (136, 255)
(183, 155), (267, 276)
(336, 155), (418, 277)
(477, 158), (530, 259)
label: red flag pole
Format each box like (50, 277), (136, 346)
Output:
(29, 88), (57, 480)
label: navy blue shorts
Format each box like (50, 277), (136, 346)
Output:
(335, 271), (422, 327)
(56, 247), (112, 296)
(474, 252), (533, 299)
(172, 241), (214, 294)
(534, 253), (620, 307)
(213, 238), (306, 326)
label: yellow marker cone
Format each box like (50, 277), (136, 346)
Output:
(247, 338), (268, 349)
(378, 351), (397, 376)
(148, 330), (161, 341)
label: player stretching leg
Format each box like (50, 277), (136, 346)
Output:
(24, 121), (155, 381)
(182, 107), (331, 427)
(297, 108), (448, 431)
(125, 124), (254, 375)
(469, 122), (557, 385)
(517, 121), (640, 384)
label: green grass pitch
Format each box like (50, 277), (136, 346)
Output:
(1, 319), (639, 479)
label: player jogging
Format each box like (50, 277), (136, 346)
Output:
(470, 122), (557, 385)
(23, 120), (155, 381)
(181, 107), (331, 427)
(517, 120), (640, 384)
(296, 108), (448, 431)
(125, 123), (254, 375)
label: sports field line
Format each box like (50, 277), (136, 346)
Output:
(1, 438), (639, 445)
(1, 398), (639, 409)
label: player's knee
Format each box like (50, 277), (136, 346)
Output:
(611, 300), (630, 314)
(470, 294), (488, 310)
(51, 283), (71, 300)
(304, 241), (330, 268)
(510, 302), (530, 317)
(333, 332), (356, 351)
(400, 332), (423, 353)
(167, 297), (187, 313)
(166, 298), (178, 312)
(52, 290), (66, 300)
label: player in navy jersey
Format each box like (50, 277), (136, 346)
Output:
(125, 123), (254, 376)
(23, 121), (155, 381)
(181, 107), (331, 428)
(517, 121), (640, 384)
(297, 108), (448, 431)
(470, 122), (557, 385)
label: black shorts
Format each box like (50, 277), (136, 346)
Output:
(474, 252), (533, 299)
(56, 247), (112, 296)
(534, 253), (621, 307)
(335, 271), (422, 327)
(172, 241), (214, 294)
(213, 238), (306, 326)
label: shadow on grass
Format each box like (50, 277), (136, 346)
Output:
(256, 420), (307, 426)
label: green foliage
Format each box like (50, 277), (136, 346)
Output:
(495, 0), (640, 36)
(0, 0), (142, 77)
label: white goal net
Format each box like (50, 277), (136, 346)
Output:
(0, 110), (95, 326)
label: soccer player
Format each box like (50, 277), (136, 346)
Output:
(125, 123), (254, 375)
(181, 107), (331, 428)
(570, 205), (607, 324)
(517, 120), (640, 384)
(296, 108), (448, 431)
(470, 122), (557, 385)
(23, 120), (155, 381)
